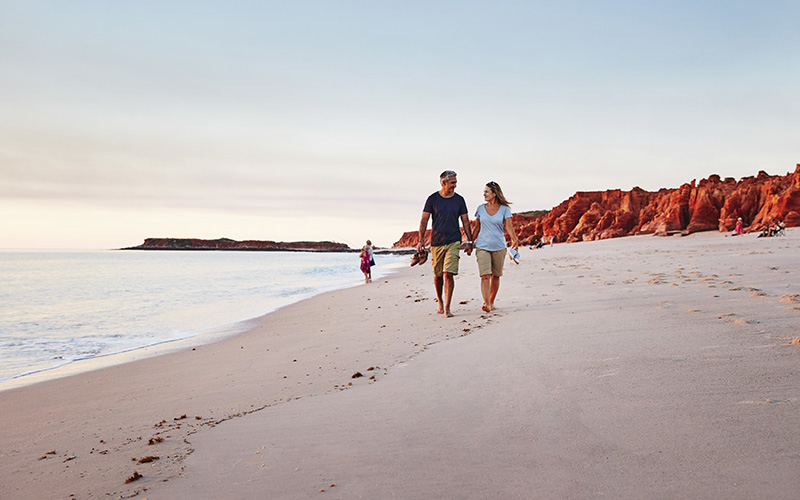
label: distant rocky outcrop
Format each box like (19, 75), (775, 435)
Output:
(394, 165), (800, 247)
(123, 238), (352, 252)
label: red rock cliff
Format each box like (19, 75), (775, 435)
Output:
(394, 165), (800, 247)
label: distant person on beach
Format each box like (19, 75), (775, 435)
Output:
(735, 217), (744, 236)
(417, 170), (474, 317)
(361, 240), (374, 282)
(364, 240), (375, 267)
(473, 181), (519, 312)
(359, 247), (371, 283)
(759, 219), (783, 238)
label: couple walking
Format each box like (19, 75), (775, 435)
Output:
(416, 170), (519, 317)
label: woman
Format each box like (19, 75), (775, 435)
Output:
(734, 217), (743, 236)
(359, 247), (372, 283)
(473, 181), (520, 312)
(361, 239), (374, 282)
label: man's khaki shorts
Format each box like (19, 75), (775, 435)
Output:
(431, 241), (461, 277)
(476, 248), (506, 277)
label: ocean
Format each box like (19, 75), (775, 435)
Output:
(0, 249), (406, 388)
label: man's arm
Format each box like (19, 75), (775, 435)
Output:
(417, 212), (431, 251)
(460, 213), (473, 242)
(460, 213), (474, 255)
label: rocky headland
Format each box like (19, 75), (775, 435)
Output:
(394, 164), (800, 247)
(123, 238), (352, 252)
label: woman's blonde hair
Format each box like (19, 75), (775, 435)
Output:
(486, 181), (511, 206)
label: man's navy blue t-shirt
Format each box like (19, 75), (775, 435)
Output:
(423, 192), (468, 247)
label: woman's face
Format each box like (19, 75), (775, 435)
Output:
(483, 186), (496, 203)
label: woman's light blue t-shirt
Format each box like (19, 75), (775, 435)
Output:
(474, 204), (512, 251)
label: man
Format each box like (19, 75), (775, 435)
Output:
(417, 170), (474, 317)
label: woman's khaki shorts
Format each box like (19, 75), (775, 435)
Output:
(431, 241), (461, 277)
(476, 248), (506, 277)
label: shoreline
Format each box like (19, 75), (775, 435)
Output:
(2, 230), (799, 499)
(0, 254), (408, 392)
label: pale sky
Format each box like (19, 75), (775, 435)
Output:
(1, 1), (798, 249)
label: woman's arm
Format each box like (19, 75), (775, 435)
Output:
(504, 217), (519, 251)
(472, 218), (481, 244)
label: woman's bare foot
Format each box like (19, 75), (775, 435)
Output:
(481, 304), (491, 312)
(445, 310), (454, 318)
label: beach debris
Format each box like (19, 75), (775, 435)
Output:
(138, 456), (160, 464)
(125, 471), (143, 484)
(352, 372), (364, 378)
(789, 337), (800, 345)
(148, 437), (164, 445)
(174, 414), (187, 421)
(780, 294), (800, 303)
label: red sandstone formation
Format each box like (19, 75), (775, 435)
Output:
(124, 238), (352, 252)
(394, 165), (800, 247)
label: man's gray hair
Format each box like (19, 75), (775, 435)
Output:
(439, 170), (457, 180)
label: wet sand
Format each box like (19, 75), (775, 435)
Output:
(2, 230), (798, 499)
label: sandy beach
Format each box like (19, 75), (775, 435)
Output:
(2, 230), (799, 499)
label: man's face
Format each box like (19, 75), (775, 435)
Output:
(441, 175), (457, 195)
